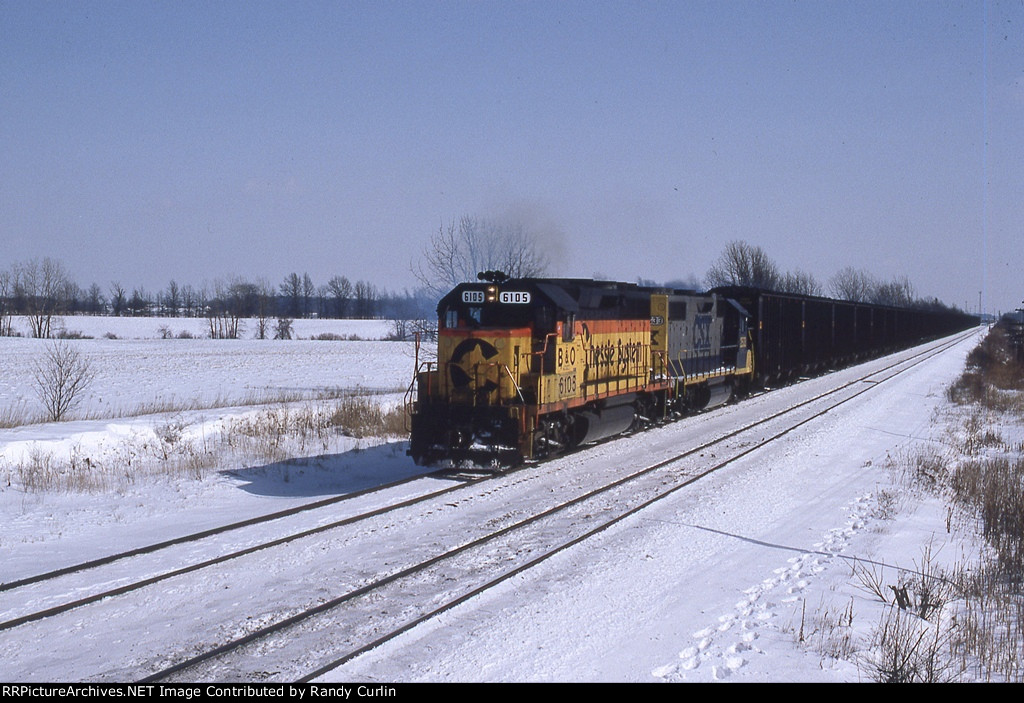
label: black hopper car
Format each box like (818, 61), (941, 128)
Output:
(710, 286), (978, 384)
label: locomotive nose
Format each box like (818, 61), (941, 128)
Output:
(447, 338), (501, 398)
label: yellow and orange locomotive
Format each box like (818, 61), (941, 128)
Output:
(408, 276), (752, 465)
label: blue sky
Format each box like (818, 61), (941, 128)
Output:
(1, 1), (1021, 313)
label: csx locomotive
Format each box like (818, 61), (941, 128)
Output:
(407, 276), (975, 465)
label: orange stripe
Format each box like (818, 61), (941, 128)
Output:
(440, 327), (532, 339)
(576, 319), (651, 334)
(531, 380), (674, 413)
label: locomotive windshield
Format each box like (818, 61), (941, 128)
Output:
(438, 279), (650, 336)
(442, 301), (556, 333)
(441, 289), (553, 333)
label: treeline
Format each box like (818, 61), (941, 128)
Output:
(703, 241), (965, 313)
(0, 258), (435, 338)
(2, 242), (967, 339)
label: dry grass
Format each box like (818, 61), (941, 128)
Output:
(2, 384), (406, 429)
(864, 606), (961, 683)
(948, 323), (1024, 413)
(951, 457), (1024, 583)
(796, 596), (859, 663)
(875, 445), (1024, 681)
(4, 395), (409, 494)
(948, 561), (1024, 681)
(0, 402), (34, 429)
(847, 326), (1024, 681)
(329, 396), (408, 438)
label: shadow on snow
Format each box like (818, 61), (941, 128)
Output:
(222, 440), (438, 498)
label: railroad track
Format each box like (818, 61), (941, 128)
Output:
(120, 329), (974, 682)
(0, 471), (485, 630)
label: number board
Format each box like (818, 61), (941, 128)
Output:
(499, 291), (531, 304)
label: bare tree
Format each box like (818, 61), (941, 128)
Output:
(18, 258), (70, 338)
(280, 273), (303, 318)
(181, 284), (198, 317)
(86, 283), (105, 315)
(60, 279), (82, 315)
(828, 267), (876, 302)
(412, 215), (549, 297)
(779, 269), (823, 296)
(253, 279), (275, 339)
(302, 273), (315, 318)
(871, 275), (915, 307)
(0, 267), (13, 336)
(33, 340), (95, 421)
(705, 241), (781, 290)
(109, 281), (127, 316)
(128, 287), (152, 316)
(491, 219), (550, 282)
(206, 278), (258, 339)
(326, 275), (353, 318)
(353, 280), (378, 319)
(274, 317), (293, 340)
(164, 280), (181, 317)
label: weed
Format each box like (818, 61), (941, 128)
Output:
(948, 323), (1024, 413)
(797, 596), (858, 663)
(0, 402), (35, 429)
(873, 488), (899, 520)
(853, 325), (1024, 681)
(329, 397), (407, 438)
(6, 392), (407, 494)
(852, 559), (889, 603)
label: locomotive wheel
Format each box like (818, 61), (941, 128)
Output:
(534, 414), (571, 459)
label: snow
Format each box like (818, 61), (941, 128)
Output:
(11, 315), (395, 342)
(0, 322), (1012, 682)
(0, 317), (407, 424)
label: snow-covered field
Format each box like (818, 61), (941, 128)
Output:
(0, 316), (413, 423)
(6, 315), (396, 343)
(0, 322), (1016, 682)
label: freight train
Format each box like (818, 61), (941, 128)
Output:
(407, 276), (976, 466)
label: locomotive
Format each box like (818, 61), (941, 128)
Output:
(407, 276), (976, 466)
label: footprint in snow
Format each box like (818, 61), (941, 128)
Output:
(678, 646), (699, 660)
(712, 654), (745, 680)
(658, 490), (885, 681)
(678, 646), (701, 671)
(650, 663), (677, 679)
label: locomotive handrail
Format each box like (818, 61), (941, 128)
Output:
(525, 332), (560, 374)
(504, 364), (526, 405)
(455, 360), (527, 407)
(651, 349), (669, 380)
(669, 345), (736, 383)
(404, 360), (439, 431)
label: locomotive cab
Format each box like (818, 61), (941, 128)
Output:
(409, 279), (568, 464)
